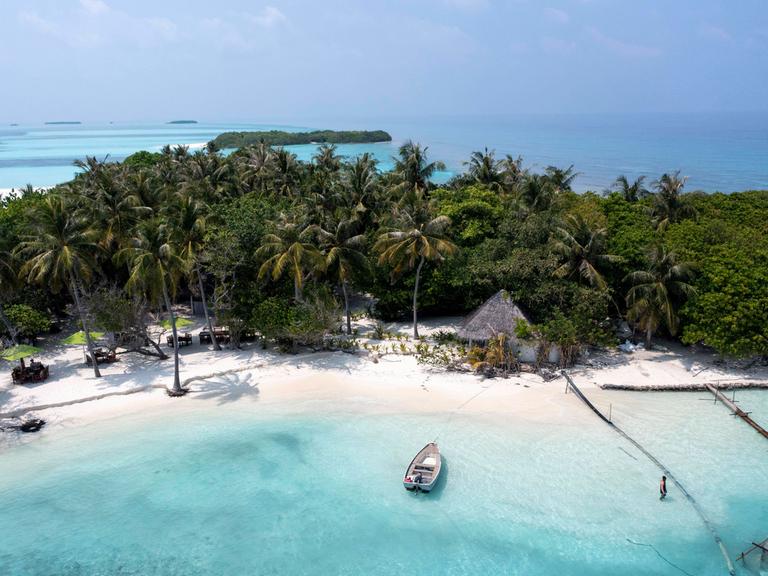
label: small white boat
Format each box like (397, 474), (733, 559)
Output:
(403, 442), (441, 492)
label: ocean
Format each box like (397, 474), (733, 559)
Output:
(0, 112), (767, 193)
(0, 389), (766, 575)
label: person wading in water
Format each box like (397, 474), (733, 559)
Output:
(659, 475), (668, 500)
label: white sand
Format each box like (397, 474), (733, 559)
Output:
(1, 317), (766, 438)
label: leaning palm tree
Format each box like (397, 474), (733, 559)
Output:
(117, 219), (189, 395)
(625, 244), (696, 349)
(612, 175), (649, 202)
(314, 218), (369, 334)
(552, 214), (621, 291)
(650, 171), (698, 232)
(17, 196), (103, 377)
(0, 251), (19, 344)
(465, 148), (503, 191)
(170, 193), (220, 351)
(375, 210), (458, 339)
(256, 218), (324, 301)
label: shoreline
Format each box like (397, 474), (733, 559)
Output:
(2, 318), (767, 442)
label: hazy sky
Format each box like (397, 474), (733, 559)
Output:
(1, 0), (767, 122)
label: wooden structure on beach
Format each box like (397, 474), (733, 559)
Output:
(705, 384), (768, 441)
(457, 290), (560, 363)
(457, 290), (529, 345)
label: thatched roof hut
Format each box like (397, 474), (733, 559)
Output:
(457, 290), (529, 343)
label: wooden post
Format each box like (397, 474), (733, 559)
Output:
(706, 384), (768, 441)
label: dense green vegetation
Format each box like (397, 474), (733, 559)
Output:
(1, 140), (766, 390)
(211, 129), (392, 149)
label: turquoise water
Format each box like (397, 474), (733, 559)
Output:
(2, 112), (767, 192)
(1, 388), (766, 575)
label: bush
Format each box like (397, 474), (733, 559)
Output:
(4, 304), (52, 340)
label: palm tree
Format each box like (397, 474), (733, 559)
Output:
(256, 218), (324, 301)
(314, 218), (369, 334)
(500, 154), (526, 189)
(544, 164), (579, 192)
(625, 244), (696, 349)
(612, 175), (648, 202)
(465, 148), (503, 191)
(0, 251), (19, 344)
(88, 174), (151, 251)
(552, 214), (621, 291)
(344, 153), (381, 228)
(17, 196), (103, 377)
(313, 144), (342, 174)
(517, 174), (555, 213)
(375, 209), (458, 338)
(272, 148), (301, 197)
(393, 141), (445, 194)
(118, 219), (188, 395)
(171, 193), (221, 351)
(650, 171), (698, 232)
(244, 142), (275, 195)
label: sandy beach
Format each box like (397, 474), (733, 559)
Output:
(2, 316), (767, 441)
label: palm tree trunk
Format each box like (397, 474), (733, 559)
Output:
(196, 263), (220, 351)
(341, 280), (351, 334)
(69, 269), (101, 378)
(294, 277), (301, 302)
(412, 255), (425, 339)
(0, 301), (18, 345)
(161, 278), (183, 395)
(645, 325), (653, 350)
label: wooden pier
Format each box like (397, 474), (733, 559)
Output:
(705, 384), (768, 441)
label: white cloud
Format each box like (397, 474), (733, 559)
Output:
(700, 24), (731, 41)
(19, 5), (178, 48)
(545, 7), (569, 24)
(18, 11), (58, 35)
(250, 6), (287, 28)
(80, 0), (109, 15)
(587, 27), (661, 58)
(18, 10), (100, 46)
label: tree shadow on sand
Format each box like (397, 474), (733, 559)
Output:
(189, 371), (260, 405)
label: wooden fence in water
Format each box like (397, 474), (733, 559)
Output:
(562, 372), (736, 576)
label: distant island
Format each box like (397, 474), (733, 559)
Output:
(168, 120), (198, 124)
(45, 121), (82, 125)
(211, 129), (393, 149)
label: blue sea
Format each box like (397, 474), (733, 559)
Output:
(1, 113), (767, 192)
(0, 388), (767, 575)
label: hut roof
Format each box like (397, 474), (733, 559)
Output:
(457, 290), (530, 342)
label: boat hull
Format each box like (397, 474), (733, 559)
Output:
(403, 442), (441, 492)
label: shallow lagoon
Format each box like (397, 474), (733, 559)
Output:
(0, 389), (766, 575)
